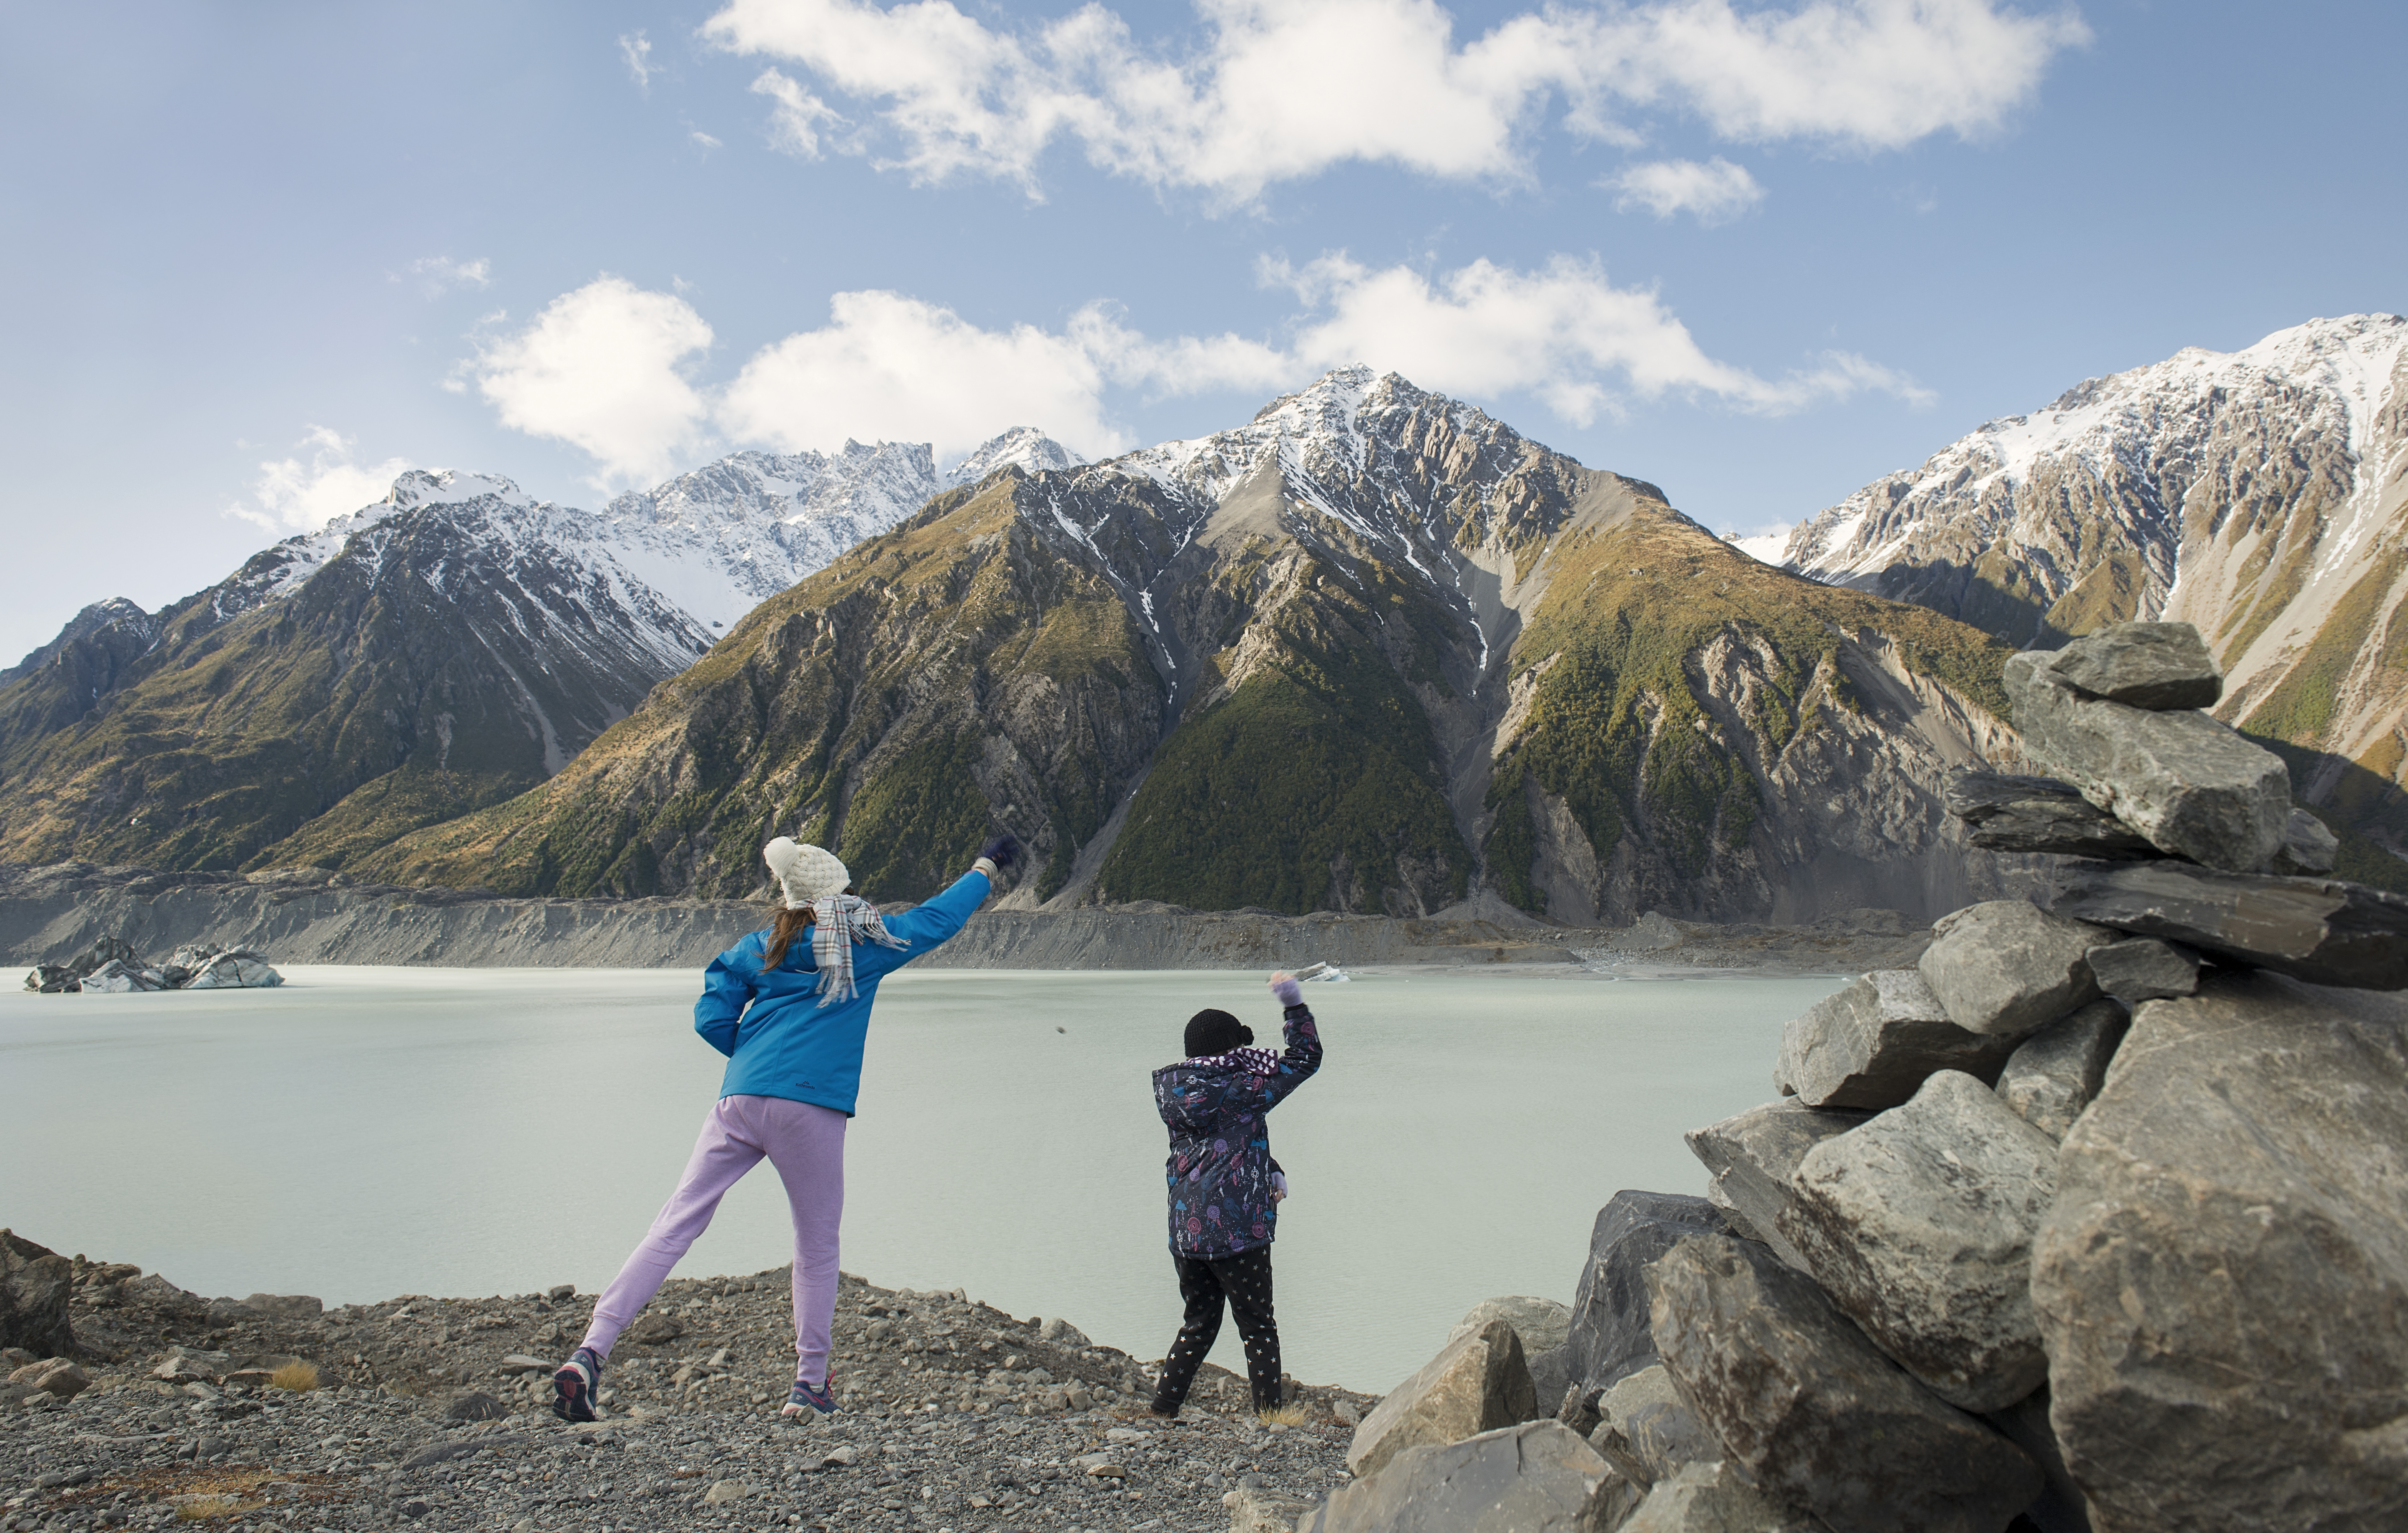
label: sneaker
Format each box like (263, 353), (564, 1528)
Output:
(551, 1347), (603, 1423)
(781, 1374), (839, 1420)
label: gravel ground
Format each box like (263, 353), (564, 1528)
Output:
(3, 1254), (1377, 1533)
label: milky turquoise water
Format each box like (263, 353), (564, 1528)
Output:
(0, 963), (1841, 1392)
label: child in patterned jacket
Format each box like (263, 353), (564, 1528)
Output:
(1148, 971), (1323, 1418)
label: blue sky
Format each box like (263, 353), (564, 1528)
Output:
(2, 0), (2402, 664)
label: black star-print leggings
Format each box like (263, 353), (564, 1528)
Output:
(1153, 1246), (1281, 1414)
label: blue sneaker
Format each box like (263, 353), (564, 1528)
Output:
(781, 1374), (839, 1420)
(551, 1347), (603, 1423)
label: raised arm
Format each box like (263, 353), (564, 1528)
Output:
(864, 836), (1021, 961)
(1244, 972), (1322, 1109)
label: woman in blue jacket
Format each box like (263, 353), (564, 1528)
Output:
(552, 832), (1016, 1424)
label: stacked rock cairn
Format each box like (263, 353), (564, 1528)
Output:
(1303, 622), (2407, 1533)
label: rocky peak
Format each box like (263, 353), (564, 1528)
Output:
(944, 426), (1081, 487)
(0, 598), (157, 689)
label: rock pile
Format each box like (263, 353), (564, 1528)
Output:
(1304, 622), (2408, 1533)
(22, 938), (281, 993)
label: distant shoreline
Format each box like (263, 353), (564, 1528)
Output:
(2, 863), (1931, 975)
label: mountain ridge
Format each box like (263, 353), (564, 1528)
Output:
(358, 370), (2042, 924)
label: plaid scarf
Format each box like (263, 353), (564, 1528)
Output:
(1184, 1045), (1281, 1076)
(804, 893), (908, 1006)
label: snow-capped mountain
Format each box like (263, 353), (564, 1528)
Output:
(1779, 313), (2408, 857)
(597, 430), (1084, 630)
(0, 430), (1074, 874)
(371, 368), (2035, 925)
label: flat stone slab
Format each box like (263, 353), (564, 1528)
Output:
(2085, 937), (2198, 1006)
(1944, 771), (2163, 860)
(2049, 860), (2408, 990)
(1348, 1319), (1538, 1479)
(1685, 1102), (1868, 1274)
(2038, 620), (2221, 709)
(2032, 972), (2408, 1532)
(2004, 650), (2292, 871)
(1647, 1233), (2041, 1533)
(1561, 1192), (1730, 1394)
(1994, 999), (2127, 1142)
(1780, 1071), (2061, 1412)
(1918, 900), (2110, 1037)
(1310, 1421), (1633, 1533)
(1777, 968), (2018, 1110)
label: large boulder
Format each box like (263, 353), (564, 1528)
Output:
(1917, 901), (2110, 1037)
(0, 1232), (75, 1358)
(2031, 971), (2408, 1532)
(1776, 969), (2016, 1110)
(1348, 1319), (1540, 1479)
(2003, 649), (2290, 872)
(1778, 1071), (2060, 1412)
(1992, 1001), (2127, 1143)
(2048, 860), (2408, 991)
(1648, 1234), (2039, 1533)
(1685, 1104), (1867, 1274)
(1309, 1421), (1636, 1533)
(1563, 1192), (1732, 1392)
(1943, 772), (2162, 860)
(2036, 620), (2221, 710)
(1620, 1461), (1823, 1533)
(1447, 1296), (1572, 1360)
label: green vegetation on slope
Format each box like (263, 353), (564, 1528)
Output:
(1483, 513), (2015, 914)
(1099, 581), (1469, 916)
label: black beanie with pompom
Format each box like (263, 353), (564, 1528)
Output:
(1184, 1007), (1252, 1059)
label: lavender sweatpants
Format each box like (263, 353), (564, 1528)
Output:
(580, 1094), (846, 1385)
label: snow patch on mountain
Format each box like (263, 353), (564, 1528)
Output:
(1786, 315), (2408, 585)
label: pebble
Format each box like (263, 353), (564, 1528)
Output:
(0, 1254), (1374, 1532)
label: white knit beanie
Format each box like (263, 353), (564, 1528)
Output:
(764, 837), (850, 907)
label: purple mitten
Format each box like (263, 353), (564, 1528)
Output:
(1270, 976), (1302, 1007)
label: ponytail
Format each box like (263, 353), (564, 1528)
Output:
(762, 904), (814, 970)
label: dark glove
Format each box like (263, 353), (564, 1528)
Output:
(979, 834), (1020, 869)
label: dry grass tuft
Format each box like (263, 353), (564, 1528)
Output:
(171, 1494), (245, 1521)
(268, 1361), (321, 1392)
(1257, 1401), (1314, 1427)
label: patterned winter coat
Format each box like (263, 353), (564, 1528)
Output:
(1153, 1004), (1322, 1259)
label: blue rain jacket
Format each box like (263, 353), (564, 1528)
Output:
(693, 869), (990, 1115)
(1153, 1004), (1322, 1258)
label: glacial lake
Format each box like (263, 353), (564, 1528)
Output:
(0, 964), (1843, 1394)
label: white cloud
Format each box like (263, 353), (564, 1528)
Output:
(1608, 157), (1765, 223)
(468, 277), (716, 488)
(699, 0), (2090, 201)
(231, 427), (410, 534)
(620, 30), (655, 92)
(751, 68), (844, 158)
(691, 128), (726, 150)
(1263, 253), (1927, 421)
(405, 256), (493, 295)
(721, 290), (1132, 458)
(474, 259), (1928, 481)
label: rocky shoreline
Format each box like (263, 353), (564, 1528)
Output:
(0, 863), (1934, 976)
(1, 1236), (1381, 1533)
